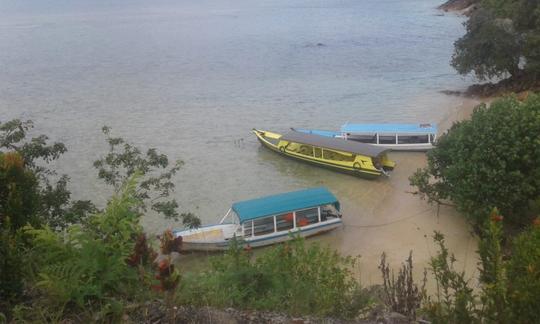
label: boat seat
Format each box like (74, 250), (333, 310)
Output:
(183, 228), (224, 242)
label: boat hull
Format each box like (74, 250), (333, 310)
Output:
(176, 219), (342, 251)
(254, 130), (383, 180)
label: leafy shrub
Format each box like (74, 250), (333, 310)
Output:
(410, 95), (540, 227)
(420, 211), (540, 323)
(506, 221), (540, 322)
(422, 232), (479, 323)
(0, 226), (24, 317)
(0, 120), (95, 230)
(93, 126), (200, 228)
(379, 251), (425, 320)
(178, 237), (371, 318)
(19, 175), (153, 321)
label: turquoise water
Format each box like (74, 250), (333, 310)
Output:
(0, 0), (471, 234)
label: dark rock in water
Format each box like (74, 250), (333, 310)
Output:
(303, 42), (327, 48)
(464, 74), (540, 98)
(440, 89), (463, 96)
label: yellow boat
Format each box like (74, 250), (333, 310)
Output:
(253, 129), (396, 179)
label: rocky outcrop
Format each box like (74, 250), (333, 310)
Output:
(438, 0), (479, 14)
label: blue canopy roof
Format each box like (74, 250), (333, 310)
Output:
(341, 123), (437, 134)
(232, 187), (340, 223)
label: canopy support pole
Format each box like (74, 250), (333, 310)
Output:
(219, 208), (232, 224)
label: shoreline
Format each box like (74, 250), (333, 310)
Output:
(314, 96), (488, 289)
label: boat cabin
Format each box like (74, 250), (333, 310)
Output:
(295, 123), (437, 151)
(174, 187), (343, 251)
(228, 186), (342, 240)
(340, 123), (437, 150)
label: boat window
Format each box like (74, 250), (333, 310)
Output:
(276, 213), (294, 232)
(253, 216), (275, 236)
(314, 147), (322, 158)
(296, 144), (314, 157)
(397, 135), (429, 144)
(378, 134), (396, 144)
(322, 149), (355, 162)
(348, 134), (377, 144)
(296, 207), (319, 227)
(320, 205), (340, 221)
(429, 134), (436, 143)
(243, 221), (253, 237)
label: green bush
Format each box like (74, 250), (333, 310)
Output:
(421, 232), (479, 324)
(506, 223), (540, 322)
(420, 211), (540, 323)
(178, 237), (371, 318)
(18, 175), (153, 321)
(410, 95), (540, 227)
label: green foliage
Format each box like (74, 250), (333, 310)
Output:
(178, 237), (371, 318)
(506, 222), (540, 322)
(0, 119), (95, 229)
(410, 95), (540, 226)
(477, 209), (508, 323)
(19, 175), (152, 321)
(420, 213), (540, 323)
(0, 225), (24, 316)
(0, 152), (40, 231)
(379, 251), (425, 320)
(421, 232), (479, 323)
(452, 7), (520, 80)
(452, 0), (540, 80)
(93, 126), (200, 228)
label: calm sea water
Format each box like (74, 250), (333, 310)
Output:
(0, 0), (478, 279)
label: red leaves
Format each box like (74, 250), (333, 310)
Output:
(126, 233), (157, 267)
(160, 229), (183, 254)
(490, 210), (503, 223)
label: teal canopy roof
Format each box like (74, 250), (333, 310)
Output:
(232, 187), (340, 223)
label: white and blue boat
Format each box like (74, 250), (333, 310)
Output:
(174, 187), (343, 251)
(295, 123), (437, 151)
